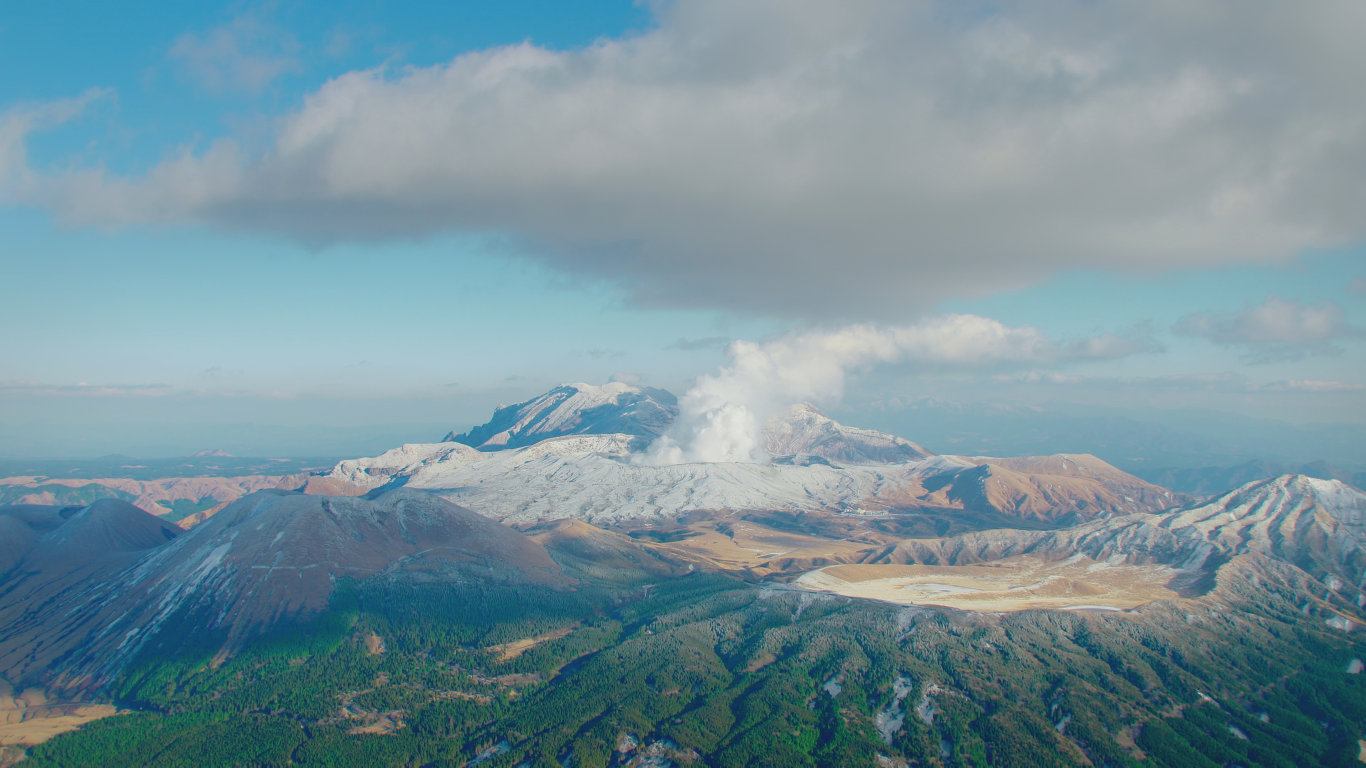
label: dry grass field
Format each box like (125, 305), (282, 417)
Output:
(0, 683), (121, 747)
(485, 625), (577, 662)
(649, 517), (879, 573)
(795, 554), (1182, 612)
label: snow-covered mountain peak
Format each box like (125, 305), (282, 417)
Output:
(784, 402), (823, 418)
(1159, 473), (1366, 584)
(444, 382), (940, 467)
(323, 442), (479, 491)
(1198, 474), (1364, 520)
(564, 381), (632, 397)
(762, 403), (933, 464)
(444, 382), (677, 450)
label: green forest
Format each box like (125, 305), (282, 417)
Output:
(21, 565), (1366, 768)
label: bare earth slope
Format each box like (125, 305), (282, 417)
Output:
(0, 501), (181, 688)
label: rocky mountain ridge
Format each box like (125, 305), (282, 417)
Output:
(859, 474), (1366, 601)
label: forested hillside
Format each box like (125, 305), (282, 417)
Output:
(22, 558), (1366, 768)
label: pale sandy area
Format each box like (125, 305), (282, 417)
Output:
(485, 625), (575, 662)
(346, 712), (403, 735)
(0, 682), (122, 747)
(795, 555), (1180, 612)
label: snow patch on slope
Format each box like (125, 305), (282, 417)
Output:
(1161, 475), (1366, 584)
(323, 436), (967, 523)
(318, 435), (1168, 526)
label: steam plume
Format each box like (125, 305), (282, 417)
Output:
(644, 315), (1148, 464)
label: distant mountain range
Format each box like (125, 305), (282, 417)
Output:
(0, 454), (337, 481)
(1138, 458), (1366, 496)
(4, 384), (1357, 534)
(0, 474), (310, 523)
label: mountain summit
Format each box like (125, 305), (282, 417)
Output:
(764, 403), (932, 463)
(445, 382), (931, 465)
(444, 382), (678, 449)
(1161, 474), (1366, 585)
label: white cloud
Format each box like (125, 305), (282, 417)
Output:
(1262, 379), (1365, 393)
(645, 314), (1152, 463)
(992, 371), (1085, 386)
(168, 14), (301, 92)
(0, 89), (110, 201)
(988, 371), (1366, 395)
(11, 0), (1366, 316)
(992, 370), (1252, 391)
(1176, 296), (1350, 344)
(667, 336), (731, 351)
(1175, 296), (1360, 361)
(0, 380), (174, 397)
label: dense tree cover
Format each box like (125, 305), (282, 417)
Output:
(22, 565), (1366, 767)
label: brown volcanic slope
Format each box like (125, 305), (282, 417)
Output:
(527, 518), (693, 581)
(0, 501), (181, 689)
(923, 454), (1182, 524)
(0, 490), (564, 692)
(0, 500), (180, 581)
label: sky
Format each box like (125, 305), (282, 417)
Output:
(1, 0), (1363, 464)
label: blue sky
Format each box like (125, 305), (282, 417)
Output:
(1, 1), (1363, 462)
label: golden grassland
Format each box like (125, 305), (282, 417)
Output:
(485, 625), (577, 662)
(658, 520), (869, 568)
(0, 683), (122, 747)
(795, 555), (1182, 612)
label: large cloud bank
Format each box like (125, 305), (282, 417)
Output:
(5, 0), (1365, 316)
